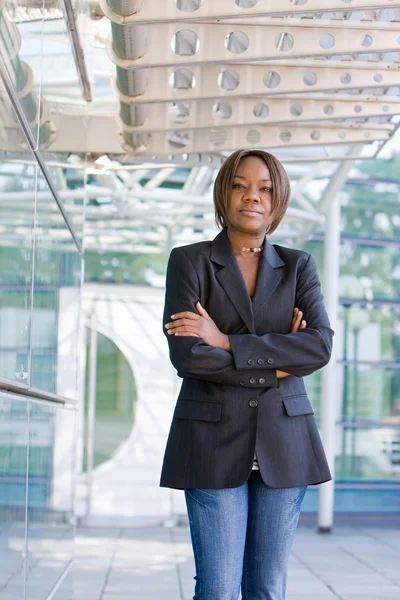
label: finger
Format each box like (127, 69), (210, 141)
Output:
(170, 311), (200, 321)
(166, 318), (200, 329)
(167, 324), (201, 335)
(300, 320), (307, 329)
(292, 310), (303, 325)
(173, 332), (200, 337)
(195, 301), (209, 317)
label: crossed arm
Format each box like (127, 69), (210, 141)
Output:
(165, 303), (306, 379)
(163, 247), (333, 388)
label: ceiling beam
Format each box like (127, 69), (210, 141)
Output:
(113, 62), (400, 104)
(118, 95), (400, 133)
(121, 123), (391, 155)
(107, 21), (400, 69)
(100, 0), (400, 25)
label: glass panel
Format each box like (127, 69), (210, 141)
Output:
(339, 366), (400, 422)
(0, 83), (36, 385)
(25, 400), (76, 600)
(39, 3), (88, 243)
(31, 170), (82, 398)
(0, 392), (29, 599)
(336, 425), (400, 482)
(304, 239), (400, 302)
(1, 0), (44, 146)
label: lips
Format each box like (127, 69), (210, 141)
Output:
(240, 209), (263, 216)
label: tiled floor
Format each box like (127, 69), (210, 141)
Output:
(51, 517), (400, 600)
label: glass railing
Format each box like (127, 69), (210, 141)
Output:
(0, 389), (77, 600)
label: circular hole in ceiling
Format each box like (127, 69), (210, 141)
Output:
(382, 105), (389, 112)
(253, 103), (269, 118)
(303, 72), (317, 86)
(175, 0), (203, 12)
(340, 73), (352, 85)
(209, 128), (228, 146)
(289, 0), (308, 5)
(360, 34), (373, 48)
(310, 131), (320, 141)
(171, 30), (200, 56)
(373, 73), (383, 83)
(212, 102), (232, 119)
(235, 0), (258, 6)
(168, 102), (192, 123)
(290, 103), (303, 116)
(225, 31), (249, 54)
(338, 131), (346, 139)
(168, 131), (190, 148)
(354, 105), (362, 113)
(320, 34), (335, 49)
(280, 131), (292, 142)
(246, 129), (261, 145)
(323, 104), (334, 115)
(274, 32), (294, 52)
(263, 71), (281, 89)
(169, 69), (196, 90)
(218, 70), (240, 90)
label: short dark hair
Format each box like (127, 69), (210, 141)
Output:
(213, 149), (291, 234)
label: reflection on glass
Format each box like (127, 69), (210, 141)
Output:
(336, 425), (400, 482)
(0, 92), (36, 384)
(339, 365), (400, 422)
(0, 393), (28, 599)
(31, 171), (82, 398)
(26, 400), (76, 600)
(39, 8), (88, 242)
(1, 1), (45, 146)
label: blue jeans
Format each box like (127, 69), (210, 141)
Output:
(184, 470), (307, 600)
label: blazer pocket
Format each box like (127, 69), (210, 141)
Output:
(282, 394), (314, 417)
(174, 399), (222, 422)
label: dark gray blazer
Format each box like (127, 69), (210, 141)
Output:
(160, 228), (333, 490)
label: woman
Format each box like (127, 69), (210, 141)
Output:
(161, 149), (334, 600)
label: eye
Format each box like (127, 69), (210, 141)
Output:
(261, 187), (273, 193)
(232, 183), (245, 189)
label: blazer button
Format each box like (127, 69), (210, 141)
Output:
(257, 358), (265, 365)
(259, 377), (266, 384)
(247, 359), (255, 365)
(267, 358), (275, 365)
(249, 399), (259, 408)
(239, 379), (246, 386)
(249, 377), (256, 384)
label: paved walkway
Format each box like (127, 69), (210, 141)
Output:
(55, 517), (400, 600)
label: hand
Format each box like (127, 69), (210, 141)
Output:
(165, 302), (230, 350)
(290, 307), (306, 333)
(277, 308), (307, 379)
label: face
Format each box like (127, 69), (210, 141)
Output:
(226, 156), (273, 236)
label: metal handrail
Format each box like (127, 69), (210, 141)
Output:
(0, 377), (78, 407)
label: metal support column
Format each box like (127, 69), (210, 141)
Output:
(85, 311), (97, 523)
(318, 187), (340, 533)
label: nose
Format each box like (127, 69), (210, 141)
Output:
(243, 187), (261, 202)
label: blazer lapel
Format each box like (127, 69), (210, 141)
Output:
(210, 230), (255, 333)
(252, 240), (285, 318)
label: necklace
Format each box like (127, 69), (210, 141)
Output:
(240, 246), (263, 253)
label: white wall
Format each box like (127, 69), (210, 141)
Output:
(77, 283), (186, 526)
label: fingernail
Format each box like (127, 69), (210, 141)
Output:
(171, 314), (175, 318)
